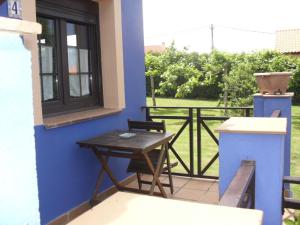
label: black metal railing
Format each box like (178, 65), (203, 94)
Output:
(219, 160), (256, 209)
(283, 176), (300, 210)
(142, 106), (253, 179)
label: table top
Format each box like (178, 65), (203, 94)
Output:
(77, 130), (173, 152)
(67, 192), (263, 225)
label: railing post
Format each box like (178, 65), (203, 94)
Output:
(217, 117), (287, 225)
(145, 107), (150, 121)
(197, 109), (201, 176)
(245, 108), (251, 117)
(189, 108), (194, 176)
(253, 93), (293, 178)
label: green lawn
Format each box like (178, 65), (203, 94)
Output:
(146, 97), (300, 197)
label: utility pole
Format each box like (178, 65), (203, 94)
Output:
(210, 24), (214, 53)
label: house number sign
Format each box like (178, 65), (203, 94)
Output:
(8, 0), (22, 19)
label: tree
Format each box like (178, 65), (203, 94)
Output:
(158, 63), (202, 98)
(145, 53), (163, 106)
(145, 45), (300, 105)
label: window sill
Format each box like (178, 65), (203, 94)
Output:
(43, 108), (123, 129)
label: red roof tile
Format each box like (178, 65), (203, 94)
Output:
(276, 29), (300, 53)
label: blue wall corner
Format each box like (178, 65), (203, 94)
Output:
(122, 0), (146, 107)
(253, 95), (292, 177)
(0, 1), (8, 17)
(253, 96), (264, 117)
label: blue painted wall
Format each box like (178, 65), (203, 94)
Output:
(0, 1), (8, 17)
(35, 0), (146, 224)
(219, 132), (285, 225)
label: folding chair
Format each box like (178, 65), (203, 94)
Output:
(126, 120), (178, 194)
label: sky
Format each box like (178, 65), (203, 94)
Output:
(143, 0), (300, 53)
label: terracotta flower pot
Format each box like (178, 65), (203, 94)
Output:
(254, 72), (292, 95)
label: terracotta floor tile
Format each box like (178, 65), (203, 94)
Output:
(184, 179), (215, 191)
(167, 187), (180, 197)
(209, 182), (219, 192)
(127, 176), (220, 204)
(174, 188), (207, 201)
(127, 180), (139, 189)
(140, 184), (160, 192)
(127, 176), (176, 195)
(172, 176), (191, 188)
(140, 174), (153, 181)
(141, 184), (178, 195)
(199, 191), (219, 205)
(159, 174), (169, 182)
(139, 174), (168, 182)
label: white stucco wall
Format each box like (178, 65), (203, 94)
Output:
(0, 32), (40, 225)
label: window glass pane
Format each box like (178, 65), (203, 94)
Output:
(80, 49), (89, 73)
(38, 16), (58, 103)
(78, 24), (88, 48)
(38, 3), (101, 114)
(81, 74), (91, 96)
(69, 75), (81, 97)
(41, 46), (53, 73)
(68, 47), (79, 73)
(67, 23), (77, 47)
(38, 17), (55, 45)
(42, 75), (54, 101)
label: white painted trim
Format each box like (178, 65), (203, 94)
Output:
(0, 16), (41, 34)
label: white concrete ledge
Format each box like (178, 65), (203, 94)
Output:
(253, 92), (294, 98)
(216, 117), (287, 134)
(68, 192), (263, 225)
(0, 16), (41, 34)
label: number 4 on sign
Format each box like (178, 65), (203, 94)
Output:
(12, 1), (18, 14)
(8, 0), (22, 19)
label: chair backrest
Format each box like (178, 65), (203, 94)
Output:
(128, 120), (166, 133)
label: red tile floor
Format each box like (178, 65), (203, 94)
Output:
(126, 174), (219, 204)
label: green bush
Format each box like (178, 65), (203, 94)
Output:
(221, 62), (258, 107)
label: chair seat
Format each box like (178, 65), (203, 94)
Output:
(127, 149), (161, 174)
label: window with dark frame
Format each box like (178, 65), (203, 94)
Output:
(37, 0), (102, 115)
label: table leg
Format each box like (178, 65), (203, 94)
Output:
(165, 144), (174, 194)
(90, 167), (105, 206)
(90, 150), (111, 206)
(93, 148), (121, 188)
(143, 144), (167, 197)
